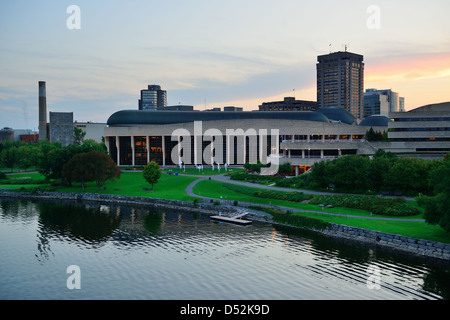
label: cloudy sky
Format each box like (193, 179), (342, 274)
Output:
(1, 0), (449, 129)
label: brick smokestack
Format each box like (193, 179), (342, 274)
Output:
(38, 81), (47, 141)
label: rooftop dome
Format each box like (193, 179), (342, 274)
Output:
(316, 107), (355, 125)
(107, 110), (330, 126)
(359, 115), (392, 127)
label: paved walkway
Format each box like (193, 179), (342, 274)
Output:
(183, 173), (425, 222)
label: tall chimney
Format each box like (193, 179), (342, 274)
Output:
(38, 81), (47, 141)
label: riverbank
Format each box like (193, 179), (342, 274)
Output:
(1, 189), (449, 263)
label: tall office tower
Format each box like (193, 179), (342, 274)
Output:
(377, 89), (399, 113)
(364, 88), (402, 113)
(364, 89), (390, 118)
(399, 97), (405, 112)
(138, 85), (167, 110)
(317, 51), (365, 119)
(38, 81), (48, 141)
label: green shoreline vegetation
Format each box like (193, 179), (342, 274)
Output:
(0, 139), (449, 244)
(192, 180), (449, 243)
(1, 170), (449, 243)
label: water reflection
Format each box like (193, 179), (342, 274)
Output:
(273, 225), (450, 300)
(0, 198), (449, 300)
(37, 202), (122, 244)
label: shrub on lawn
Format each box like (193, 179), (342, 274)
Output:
(309, 194), (420, 216)
(229, 172), (284, 184)
(223, 184), (313, 203)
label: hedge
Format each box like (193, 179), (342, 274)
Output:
(223, 183), (313, 203)
(309, 194), (420, 216)
(229, 172), (284, 183)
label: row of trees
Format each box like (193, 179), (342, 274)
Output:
(417, 157), (450, 232)
(243, 160), (293, 175)
(0, 139), (121, 189)
(305, 150), (450, 231)
(1, 138), (164, 192)
(307, 150), (442, 196)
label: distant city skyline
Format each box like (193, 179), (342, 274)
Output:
(1, 0), (449, 129)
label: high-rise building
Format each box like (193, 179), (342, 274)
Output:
(364, 89), (390, 118)
(399, 97), (406, 112)
(138, 85), (167, 110)
(377, 89), (399, 113)
(364, 88), (404, 113)
(258, 97), (318, 112)
(317, 51), (364, 119)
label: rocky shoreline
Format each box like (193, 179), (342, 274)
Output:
(1, 189), (449, 263)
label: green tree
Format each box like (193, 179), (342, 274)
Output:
(87, 150), (121, 190)
(385, 157), (431, 195)
(418, 158), (450, 232)
(278, 162), (293, 175)
(329, 155), (370, 192)
(309, 160), (329, 189)
(39, 140), (108, 181)
(62, 150), (120, 191)
(73, 127), (86, 145)
(62, 152), (93, 191)
(1, 145), (19, 172)
(17, 144), (40, 171)
(143, 161), (162, 190)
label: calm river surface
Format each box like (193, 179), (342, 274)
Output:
(0, 198), (449, 300)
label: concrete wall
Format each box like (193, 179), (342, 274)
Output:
(320, 224), (450, 261)
(75, 122), (107, 143)
(50, 112), (74, 147)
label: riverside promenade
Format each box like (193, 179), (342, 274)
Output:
(182, 172), (425, 222)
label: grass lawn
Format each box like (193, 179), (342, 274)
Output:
(1, 172), (199, 202)
(56, 171), (199, 201)
(2, 171), (450, 243)
(193, 180), (422, 219)
(0, 173), (47, 189)
(193, 179), (450, 243)
(164, 167), (243, 176)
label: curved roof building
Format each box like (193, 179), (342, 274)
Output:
(359, 115), (392, 127)
(107, 110), (330, 126)
(104, 108), (378, 168)
(316, 107), (355, 125)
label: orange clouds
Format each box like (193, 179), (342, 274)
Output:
(365, 52), (450, 110)
(366, 52), (450, 83)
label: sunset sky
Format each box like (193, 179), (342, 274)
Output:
(1, 0), (449, 129)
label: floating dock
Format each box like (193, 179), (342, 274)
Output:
(210, 211), (252, 225)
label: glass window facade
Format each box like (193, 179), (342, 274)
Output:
(134, 136), (148, 166)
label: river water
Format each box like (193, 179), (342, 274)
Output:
(0, 198), (448, 300)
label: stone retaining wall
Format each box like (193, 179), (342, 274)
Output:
(318, 223), (450, 261)
(0, 190), (235, 216)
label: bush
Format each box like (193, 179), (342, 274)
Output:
(223, 184), (313, 203)
(309, 194), (420, 216)
(0, 172), (7, 180)
(230, 172), (284, 184)
(275, 175), (308, 189)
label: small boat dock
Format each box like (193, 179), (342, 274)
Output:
(210, 210), (252, 225)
